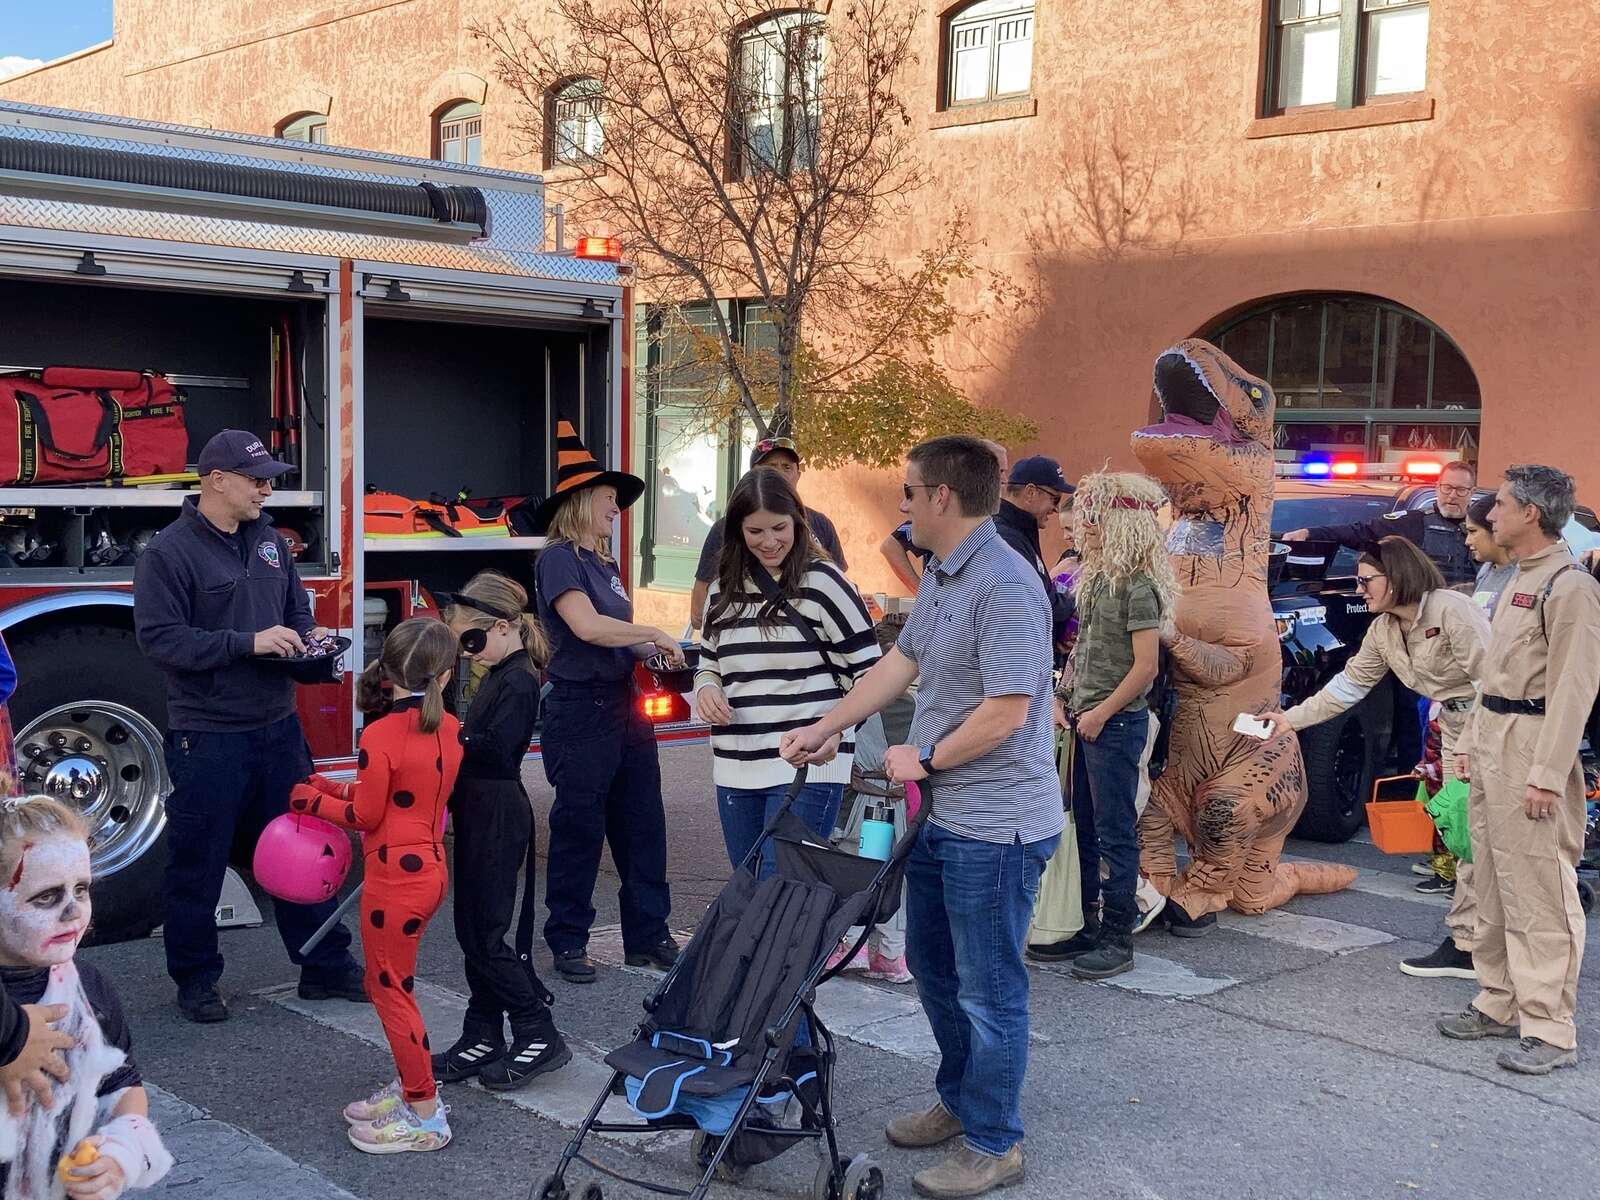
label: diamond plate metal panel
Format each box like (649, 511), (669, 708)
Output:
(0, 99), (623, 286)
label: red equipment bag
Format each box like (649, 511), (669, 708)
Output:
(0, 367), (188, 486)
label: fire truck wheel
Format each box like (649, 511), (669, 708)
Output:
(8, 624), (171, 945)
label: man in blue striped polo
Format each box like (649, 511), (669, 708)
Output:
(782, 435), (1060, 1199)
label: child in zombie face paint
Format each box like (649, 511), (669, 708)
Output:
(0, 795), (172, 1199)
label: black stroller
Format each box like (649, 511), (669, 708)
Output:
(535, 768), (926, 1200)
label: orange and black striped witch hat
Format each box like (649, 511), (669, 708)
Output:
(529, 420), (646, 535)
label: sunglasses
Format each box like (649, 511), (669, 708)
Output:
(1355, 572), (1386, 591)
(903, 482), (941, 502)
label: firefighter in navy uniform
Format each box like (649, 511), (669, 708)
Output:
(1281, 459), (1478, 587)
(134, 430), (364, 1024)
(1439, 465), (1600, 1074)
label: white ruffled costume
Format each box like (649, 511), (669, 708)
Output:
(0, 962), (172, 1199)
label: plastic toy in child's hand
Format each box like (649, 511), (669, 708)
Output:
(57, 1139), (98, 1182)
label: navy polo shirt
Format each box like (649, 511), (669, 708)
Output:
(536, 541), (637, 684)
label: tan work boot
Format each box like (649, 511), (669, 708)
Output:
(885, 1100), (963, 1149)
(1436, 1005), (1518, 1040)
(1497, 1037), (1578, 1075)
(912, 1144), (1024, 1199)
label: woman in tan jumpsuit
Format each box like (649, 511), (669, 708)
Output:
(1264, 536), (1490, 979)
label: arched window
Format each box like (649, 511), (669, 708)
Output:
(945, 0), (1034, 107)
(734, 11), (824, 176)
(551, 78), (604, 167)
(435, 100), (482, 166)
(277, 112), (327, 144)
(1206, 294), (1480, 463)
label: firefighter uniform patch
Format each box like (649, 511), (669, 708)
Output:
(258, 540), (281, 569)
(1511, 592), (1537, 609)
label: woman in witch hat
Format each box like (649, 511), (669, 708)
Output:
(533, 422), (685, 983)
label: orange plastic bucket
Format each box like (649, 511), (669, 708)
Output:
(1366, 798), (1436, 854)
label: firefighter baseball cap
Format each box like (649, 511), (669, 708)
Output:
(197, 430), (293, 480)
(1008, 455), (1072, 496)
(750, 436), (801, 468)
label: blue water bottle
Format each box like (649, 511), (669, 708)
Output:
(858, 801), (894, 861)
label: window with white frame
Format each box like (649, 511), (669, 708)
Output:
(735, 12), (824, 176)
(1269, 0), (1429, 113)
(551, 78), (604, 167)
(946, 0), (1034, 107)
(278, 113), (328, 143)
(436, 101), (482, 165)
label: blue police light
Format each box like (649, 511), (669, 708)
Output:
(1302, 458), (1332, 477)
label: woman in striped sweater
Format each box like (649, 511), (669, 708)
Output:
(695, 467), (880, 879)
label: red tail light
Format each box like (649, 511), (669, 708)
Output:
(640, 692), (688, 723)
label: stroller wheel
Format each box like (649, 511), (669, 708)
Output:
(1579, 880), (1596, 915)
(533, 1175), (567, 1200)
(842, 1154), (885, 1200)
(690, 1131), (744, 1184)
(813, 1157), (840, 1200)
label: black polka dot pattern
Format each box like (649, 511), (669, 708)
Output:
(358, 749), (369, 769)
(344, 803), (357, 825)
(393, 791), (415, 809)
(422, 1033), (431, 1051)
(402, 976), (414, 993)
(379, 971), (393, 988)
(399, 853), (423, 873)
(403, 917), (422, 936)
(370, 910), (385, 929)
(436, 757), (443, 771)
(377, 845), (388, 864)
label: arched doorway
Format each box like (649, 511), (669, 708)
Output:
(1204, 294), (1481, 466)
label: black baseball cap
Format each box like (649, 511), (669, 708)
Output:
(1008, 455), (1072, 494)
(197, 429), (292, 480)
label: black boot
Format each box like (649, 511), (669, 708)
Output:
(479, 1021), (573, 1092)
(432, 1026), (505, 1083)
(1071, 898), (1135, 980)
(1026, 907), (1101, 962)
(1163, 899), (1217, 938)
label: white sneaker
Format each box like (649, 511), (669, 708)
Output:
(347, 1102), (451, 1154)
(1411, 860), (1437, 877)
(343, 1078), (403, 1125)
(1133, 878), (1167, 934)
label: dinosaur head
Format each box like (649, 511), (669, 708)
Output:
(1132, 338), (1275, 515)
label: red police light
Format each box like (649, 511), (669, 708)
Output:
(640, 692), (688, 723)
(1403, 459), (1443, 477)
(1330, 461), (1360, 477)
(574, 236), (623, 261)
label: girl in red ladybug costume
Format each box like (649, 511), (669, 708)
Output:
(290, 617), (463, 1154)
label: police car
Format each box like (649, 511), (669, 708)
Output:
(1269, 457), (1599, 842)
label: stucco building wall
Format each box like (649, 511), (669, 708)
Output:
(5, 0), (1597, 618)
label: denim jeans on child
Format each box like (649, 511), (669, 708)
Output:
(716, 782), (845, 880)
(904, 821), (1058, 1156)
(1072, 709), (1151, 910)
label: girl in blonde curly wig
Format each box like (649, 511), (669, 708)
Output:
(1049, 470), (1175, 982)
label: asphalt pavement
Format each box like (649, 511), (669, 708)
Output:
(85, 742), (1600, 1200)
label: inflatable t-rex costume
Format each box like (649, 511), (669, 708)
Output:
(1132, 339), (1356, 915)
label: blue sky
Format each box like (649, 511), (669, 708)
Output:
(1, 1), (114, 78)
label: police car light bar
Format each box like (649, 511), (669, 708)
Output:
(1275, 456), (1448, 481)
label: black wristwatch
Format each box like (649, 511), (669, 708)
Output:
(918, 744), (938, 775)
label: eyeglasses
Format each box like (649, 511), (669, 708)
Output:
(1355, 572), (1386, 591)
(1437, 484), (1473, 497)
(1034, 486), (1063, 506)
(902, 482), (941, 501)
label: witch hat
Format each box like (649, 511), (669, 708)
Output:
(529, 420), (646, 535)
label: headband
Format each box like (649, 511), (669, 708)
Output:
(1108, 497), (1161, 512)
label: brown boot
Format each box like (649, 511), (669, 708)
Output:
(885, 1100), (963, 1149)
(912, 1144), (1025, 1198)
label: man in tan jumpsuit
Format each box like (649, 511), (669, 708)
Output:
(1266, 535), (1489, 979)
(1439, 465), (1600, 1074)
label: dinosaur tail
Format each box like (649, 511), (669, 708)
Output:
(1281, 860), (1359, 896)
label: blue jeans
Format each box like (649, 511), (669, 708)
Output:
(716, 782), (845, 881)
(1072, 709), (1150, 910)
(904, 821), (1058, 1156)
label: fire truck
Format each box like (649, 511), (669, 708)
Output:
(0, 100), (678, 942)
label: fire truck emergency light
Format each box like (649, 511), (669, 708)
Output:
(574, 236), (623, 261)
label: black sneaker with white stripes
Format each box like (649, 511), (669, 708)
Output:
(431, 1031), (505, 1083)
(479, 1027), (573, 1092)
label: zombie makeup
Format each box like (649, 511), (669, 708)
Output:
(0, 833), (92, 967)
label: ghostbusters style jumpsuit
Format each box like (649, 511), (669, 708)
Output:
(292, 699), (463, 1104)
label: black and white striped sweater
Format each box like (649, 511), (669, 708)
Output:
(695, 560), (880, 788)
